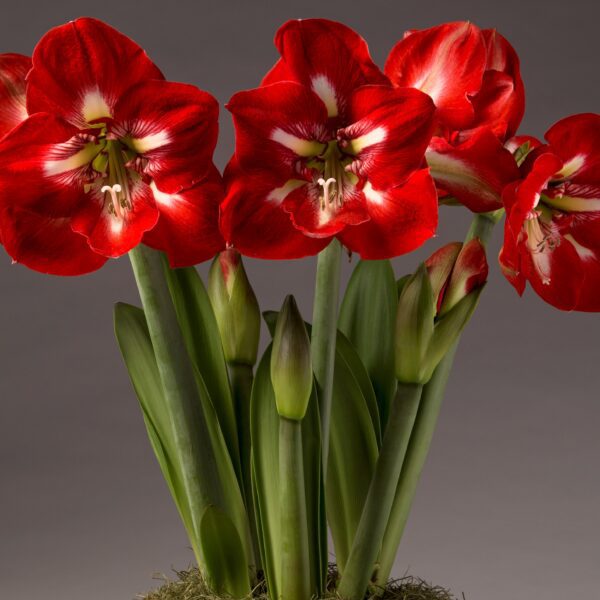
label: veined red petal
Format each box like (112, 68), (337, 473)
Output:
(337, 168), (437, 259)
(474, 29), (525, 139)
(385, 22), (486, 130)
(341, 85), (435, 190)
(113, 79), (219, 194)
(27, 17), (164, 128)
(220, 159), (329, 259)
(70, 179), (159, 258)
(0, 202), (107, 276)
(143, 164), (225, 267)
(262, 19), (388, 119)
(544, 113), (600, 184)
(0, 53), (30, 138)
(227, 81), (329, 178)
(426, 128), (520, 212)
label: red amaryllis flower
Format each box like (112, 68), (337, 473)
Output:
(0, 53), (30, 139)
(221, 19), (438, 260)
(499, 113), (600, 311)
(385, 22), (524, 212)
(0, 18), (223, 275)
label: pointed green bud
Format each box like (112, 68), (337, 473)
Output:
(395, 263), (436, 384)
(208, 248), (260, 366)
(270, 295), (312, 421)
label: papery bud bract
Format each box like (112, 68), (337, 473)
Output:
(395, 263), (435, 384)
(270, 295), (313, 421)
(208, 248), (261, 366)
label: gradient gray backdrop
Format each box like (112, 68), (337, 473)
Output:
(1, 1), (598, 598)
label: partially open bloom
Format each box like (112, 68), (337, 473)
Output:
(221, 19), (438, 260)
(0, 18), (223, 275)
(385, 22), (524, 212)
(0, 53), (31, 139)
(499, 113), (600, 311)
(395, 238), (488, 384)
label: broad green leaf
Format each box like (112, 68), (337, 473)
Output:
(199, 505), (252, 598)
(338, 259), (398, 430)
(114, 302), (253, 575)
(164, 264), (241, 480)
(251, 345), (325, 600)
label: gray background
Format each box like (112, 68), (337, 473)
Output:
(1, 1), (598, 598)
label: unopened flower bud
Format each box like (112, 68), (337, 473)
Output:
(208, 248), (260, 366)
(270, 295), (312, 421)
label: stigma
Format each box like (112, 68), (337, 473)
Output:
(102, 183), (130, 219)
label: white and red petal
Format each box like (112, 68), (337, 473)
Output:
(220, 160), (329, 259)
(113, 79), (219, 194)
(337, 168), (438, 259)
(426, 128), (520, 212)
(473, 29), (525, 140)
(70, 179), (159, 258)
(142, 164), (225, 267)
(27, 18), (164, 128)
(262, 19), (388, 119)
(227, 81), (329, 178)
(340, 85), (435, 190)
(0, 53), (30, 139)
(544, 113), (600, 184)
(425, 242), (462, 309)
(385, 22), (486, 131)
(0, 201), (107, 276)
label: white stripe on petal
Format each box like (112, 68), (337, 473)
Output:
(556, 154), (585, 180)
(271, 128), (323, 157)
(267, 179), (306, 205)
(311, 75), (338, 117)
(129, 130), (172, 154)
(346, 126), (387, 154)
(44, 143), (100, 177)
(150, 181), (180, 208)
(81, 88), (112, 123)
(362, 181), (386, 206)
(564, 234), (596, 261)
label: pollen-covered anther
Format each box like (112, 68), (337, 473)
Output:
(102, 183), (127, 218)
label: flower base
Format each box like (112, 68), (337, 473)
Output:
(138, 567), (456, 600)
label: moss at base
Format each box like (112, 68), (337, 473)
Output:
(138, 566), (457, 600)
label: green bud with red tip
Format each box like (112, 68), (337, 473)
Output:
(396, 239), (488, 384)
(271, 295), (313, 421)
(208, 248), (260, 366)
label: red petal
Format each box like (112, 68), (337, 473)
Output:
(27, 18), (163, 128)
(113, 79), (219, 194)
(227, 81), (328, 178)
(220, 159), (329, 259)
(472, 29), (525, 139)
(0, 53), (30, 138)
(71, 179), (159, 257)
(262, 19), (388, 119)
(341, 85), (435, 189)
(426, 128), (520, 212)
(0, 203), (106, 276)
(544, 113), (600, 184)
(337, 168), (437, 259)
(385, 22), (486, 130)
(143, 164), (225, 267)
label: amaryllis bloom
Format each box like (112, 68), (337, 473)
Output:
(0, 18), (223, 275)
(385, 21), (524, 212)
(221, 19), (438, 260)
(499, 113), (600, 311)
(0, 53), (30, 139)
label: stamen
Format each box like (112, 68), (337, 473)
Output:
(317, 177), (338, 209)
(102, 184), (124, 218)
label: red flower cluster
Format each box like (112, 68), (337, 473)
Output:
(0, 17), (598, 312)
(0, 18), (224, 275)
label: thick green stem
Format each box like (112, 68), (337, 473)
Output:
(228, 362), (261, 572)
(337, 383), (424, 600)
(129, 245), (224, 562)
(311, 239), (342, 475)
(279, 417), (311, 600)
(373, 210), (502, 589)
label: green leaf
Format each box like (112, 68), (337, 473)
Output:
(199, 505), (252, 598)
(114, 302), (253, 575)
(251, 345), (325, 600)
(164, 265), (241, 479)
(338, 259), (398, 430)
